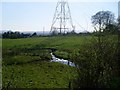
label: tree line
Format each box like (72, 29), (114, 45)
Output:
(2, 31), (37, 39)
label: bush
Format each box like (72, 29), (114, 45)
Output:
(72, 35), (119, 88)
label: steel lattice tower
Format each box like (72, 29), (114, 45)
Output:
(50, 0), (74, 34)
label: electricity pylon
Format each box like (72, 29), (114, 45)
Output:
(50, 0), (74, 35)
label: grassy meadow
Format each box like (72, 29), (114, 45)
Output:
(2, 35), (91, 88)
(2, 35), (119, 88)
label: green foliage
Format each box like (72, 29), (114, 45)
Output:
(2, 31), (39, 39)
(104, 24), (118, 34)
(2, 31), (31, 39)
(71, 35), (119, 88)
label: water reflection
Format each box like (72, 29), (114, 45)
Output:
(50, 53), (75, 67)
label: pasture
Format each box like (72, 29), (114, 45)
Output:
(2, 35), (90, 88)
(2, 35), (119, 88)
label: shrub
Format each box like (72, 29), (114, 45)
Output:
(72, 35), (119, 88)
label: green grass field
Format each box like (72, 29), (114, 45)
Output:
(2, 37), (47, 49)
(3, 35), (90, 88)
(2, 35), (92, 60)
(3, 62), (77, 88)
(2, 35), (91, 49)
(2, 35), (118, 88)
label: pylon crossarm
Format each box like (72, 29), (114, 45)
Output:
(50, 0), (74, 34)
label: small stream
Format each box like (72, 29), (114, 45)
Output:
(50, 53), (75, 67)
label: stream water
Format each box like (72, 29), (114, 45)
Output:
(50, 53), (75, 67)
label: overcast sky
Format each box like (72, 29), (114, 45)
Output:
(1, 0), (119, 33)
